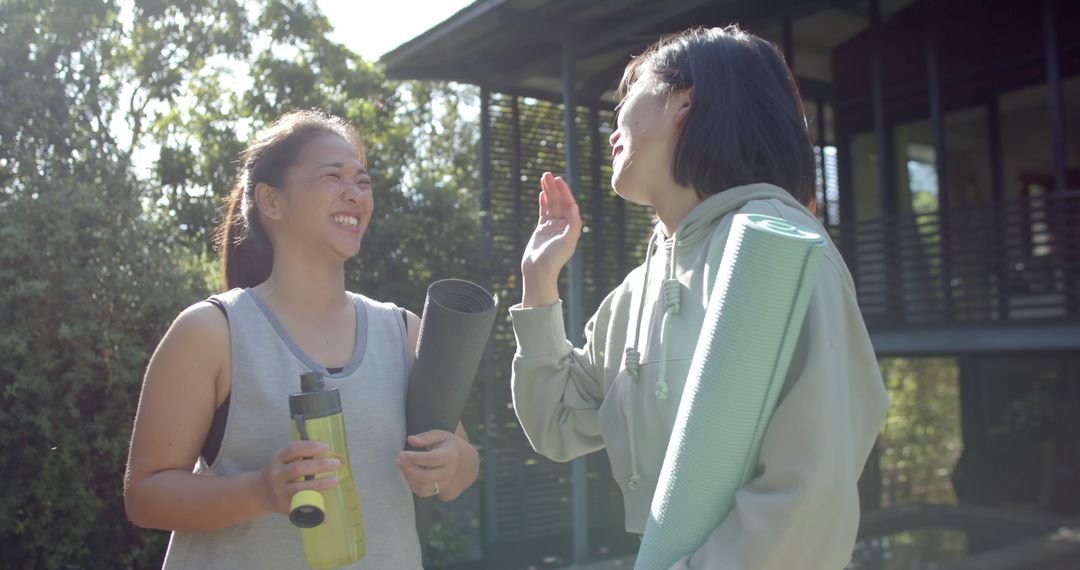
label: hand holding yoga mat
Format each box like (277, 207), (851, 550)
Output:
(635, 214), (825, 570)
(406, 279), (497, 559)
(406, 278), (498, 445)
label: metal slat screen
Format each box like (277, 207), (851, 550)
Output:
(481, 92), (654, 547)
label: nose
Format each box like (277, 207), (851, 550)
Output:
(344, 180), (370, 205)
(609, 130), (620, 147)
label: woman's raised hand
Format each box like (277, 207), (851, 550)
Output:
(520, 172), (582, 308)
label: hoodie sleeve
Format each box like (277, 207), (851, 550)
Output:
(668, 259), (889, 570)
(509, 298), (609, 462)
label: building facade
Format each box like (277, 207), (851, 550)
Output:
(383, 0), (1080, 566)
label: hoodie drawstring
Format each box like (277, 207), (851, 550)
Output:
(622, 232), (657, 490)
(621, 230), (684, 489)
(655, 237), (681, 400)
(623, 232), (657, 379)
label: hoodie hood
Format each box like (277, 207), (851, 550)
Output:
(666, 182), (822, 247)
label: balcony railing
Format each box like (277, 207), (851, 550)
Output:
(831, 190), (1080, 329)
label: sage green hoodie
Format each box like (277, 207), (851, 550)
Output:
(510, 183), (889, 569)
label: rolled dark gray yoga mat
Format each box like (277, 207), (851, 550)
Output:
(407, 279), (497, 562)
(406, 278), (498, 445)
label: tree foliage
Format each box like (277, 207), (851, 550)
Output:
(0, 0), (482, 566)
(877, 357), (963, 508)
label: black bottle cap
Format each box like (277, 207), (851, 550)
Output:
(300, 371), (325, 393)
(289, 372), (342, 419)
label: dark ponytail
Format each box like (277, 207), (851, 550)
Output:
(215, 109), (365, 290)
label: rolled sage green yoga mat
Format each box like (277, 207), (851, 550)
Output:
(635, 214), (826, 570)
(406, 278), (498, 443)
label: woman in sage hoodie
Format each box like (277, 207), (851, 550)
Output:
(510, 26), (889, 569)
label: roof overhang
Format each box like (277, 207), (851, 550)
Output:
(381, 0), (883, 103)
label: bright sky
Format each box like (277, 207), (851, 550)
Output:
(316, 0), (475, 62)
(119, 1), (477, 181)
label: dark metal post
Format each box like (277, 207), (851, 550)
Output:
(1043, 0), (1067, 196)
(926, 0), (954, 319)
(590, 107), (606, 303)
(871, 0), (894, 213)
(480, 87), (493, 248)
(988, 99), (1005, 207)
(562, 41), (589, 565)
(478, 85), (498, 549)
(926, 2), (948, 213)
(870, 0), (900, 322)
(988, 97), (1010, 319)
(1042, 0), (1075, 315)
(511, 97), (524, 255)
(837, 132), (856, 278)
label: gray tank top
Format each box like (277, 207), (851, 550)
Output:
(161, 288), (423, 570)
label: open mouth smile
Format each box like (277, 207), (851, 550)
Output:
(331, 214), (361, 233)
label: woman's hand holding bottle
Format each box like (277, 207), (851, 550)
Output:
(257, 440), (341, 516)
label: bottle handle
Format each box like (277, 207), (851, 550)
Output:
(293, 413), (310, 440)
(293, 414), (315, 482)
(289, 413), (326, 528)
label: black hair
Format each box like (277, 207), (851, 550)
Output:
(619, 25), (816, 207)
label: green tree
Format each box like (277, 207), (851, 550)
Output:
(0, 0), (483, 566)
(0, 1), (223, 564)
(142, 0), (485, 306)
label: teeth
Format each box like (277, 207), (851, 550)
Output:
(333, 215), (359, 227)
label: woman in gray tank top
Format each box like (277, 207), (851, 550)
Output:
(123, 109), (479, 569)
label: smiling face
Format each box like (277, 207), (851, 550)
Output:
(257, 133), (373, 262)
(609, 73), (690, 206)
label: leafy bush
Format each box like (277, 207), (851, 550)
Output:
(0, 178), (208, 568)
(0, 0), (484, 566)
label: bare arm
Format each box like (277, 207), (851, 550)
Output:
(124, 303), (340, 532)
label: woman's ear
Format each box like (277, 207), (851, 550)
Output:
(254, 182), (285, 223)
(674, 87), (694, 129)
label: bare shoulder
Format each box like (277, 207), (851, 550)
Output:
(151, 301), (230, 373)
(130, 301), (232, 484)
(169, 301), (229, 343)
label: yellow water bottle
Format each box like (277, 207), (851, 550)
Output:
(288, 371), (365, 569)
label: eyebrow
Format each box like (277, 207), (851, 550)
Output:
(315, 161), (366, 171)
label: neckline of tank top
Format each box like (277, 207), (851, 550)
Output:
(242, 287), (369, 380)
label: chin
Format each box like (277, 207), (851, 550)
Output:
(332, 246), (362, 262)
(329, 237), (364, 261)
(344, 238), (364, 257)
(611, 175), (651, 207)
